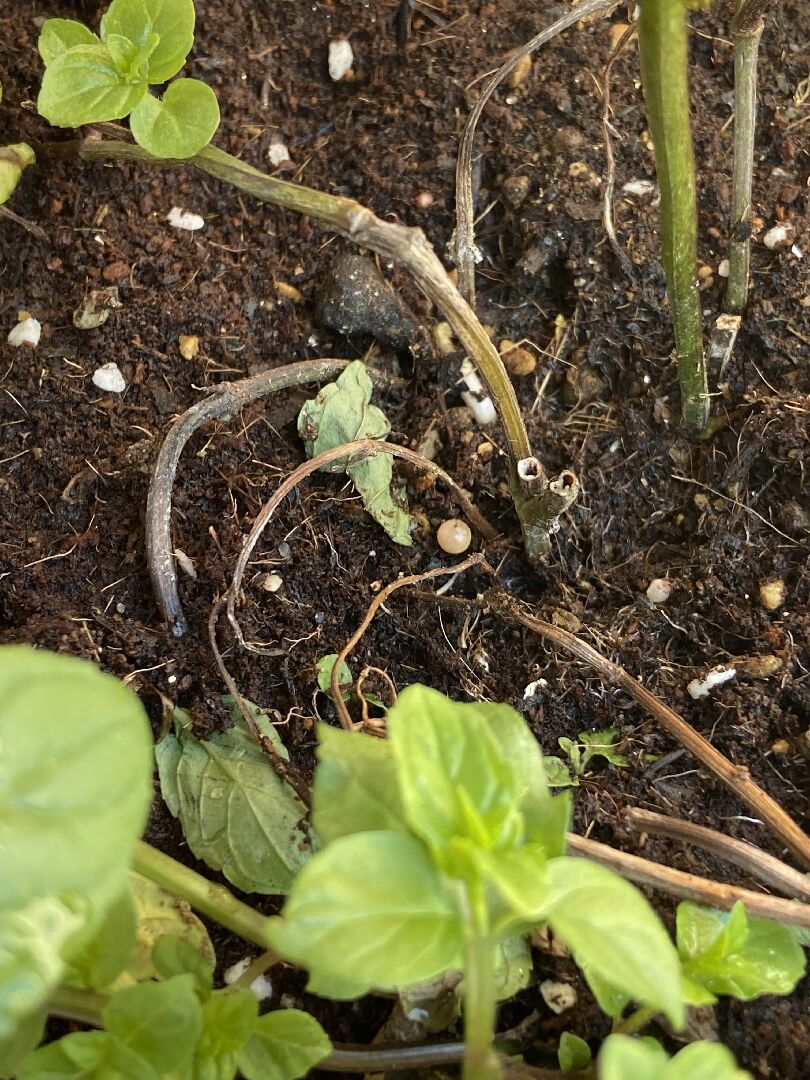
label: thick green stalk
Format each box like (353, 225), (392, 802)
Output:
(47, 986), (107, 1027)
(637, 0), (709, 433)
(133, 842), (274, 949)
(462, 885), (501, 1080)
(726, 0), (773, 312)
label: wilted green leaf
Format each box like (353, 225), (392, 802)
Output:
(268, 831), (464, 992)
(544, 858), (684, 1028)
(677, 901), (806, 1000)
(0, 143), (36, 205)
(129, 79), (220, 158)
(0, 646), (153, 1037)
(100, 0), (196, 83)
(38, 19), (101, 66)
(104, 974), (202, 1073)
(155, 700), (312, 894)
(298, 360), (413, 545)
(237, 1010), (332, 1080)
(557, 1031), (591, 1071)
(37, 45), (147, 127)
(18, 1031), (157, 1080)
(112, 872), (215, 988)
(312, 725), (407, 844)
(315, 653), (353, 697)
(599, 1035), (752, 1080)
(193, 990), (258, 1079)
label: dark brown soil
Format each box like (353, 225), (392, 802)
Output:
(2, 1), (809, 1076)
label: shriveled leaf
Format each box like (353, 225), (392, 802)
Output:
(557, 1031), (591, 1071)
(129, 79), (220, 158)
(65, 888), (137, 990)
(104, 974), (202, 1073)
(237, 1010), (332, 1080)
(544, 858), (684, 1028)
(38, 19), (101, 66)
(387, 685), (524, 871)
(112, 872), (215, 988)
(155, 700), (312, 894)
(100, 0), (196, 83)
(193, 990), (258, 1080)
(268, 831), (463, 991)
(0, 646), (152, 1036)
(37, 45), (147, 127)
(677, 901), (806, 1000)
(312, 725), (407, 844)
(0, 1009), (45, 1079)
(298, 360), (413, 545)
(18, 1031), (157, 1080)
(0, 143), (36, 205)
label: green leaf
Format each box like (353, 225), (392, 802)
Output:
(474, 845), (551, 931)
(579, 965), (631, 1019)
(492, 934), (533, 1001)
(312, 725), (407, 844)
(542, 756), (577, 788)
(155, 700), (312, 894)
(578, 728), (629, 771)
(65, 888), (137, 991)
(100, 0), (196, 84)
(152, 935), (214, 998)
(676, 901), (806, 1000)
(268, 831), (464, 991)
(387, 685), (524, 870)
(18, 1031), (157, 1080)
(112, 872), (215, 989)
(193, 989), (259, 1080)
(38, 19), (101, 66)
(599, 1035), (752, 1080)
(37, 45), (148, 127)
(557, 1031), (591, 1071)
(298, 360), (413, 546)
(0, 1009), (45, 1079)
(0, 646), (153, 1037)
(129, 79), (220, 159)
(0, 143), (36, 206)
(315, 654), (352, 698)
(237, 1010), (332, 1080)
(104, 974), (202, 1073)
(104, 34), (149, 80)
(543, 858), (684, 1028)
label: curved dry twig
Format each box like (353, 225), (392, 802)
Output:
(452, 0), (621, 305)
(601, 20), (637, 266)
(625, 807), (810, 903)
(225, 440), (498, 650)
(329, 552), (490, 730)
(483, 587), (810, 870)
(145, 358), (403, 637)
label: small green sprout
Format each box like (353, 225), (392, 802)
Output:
(544, 727), (630, 788)
(37, 0), (219, 159)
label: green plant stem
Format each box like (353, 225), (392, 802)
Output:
(726, 0), (771, 312)
(133, 841), (273, 949)
(637, 0), (709, 433)
(59, 133), (575, 561)
(47, 986), (107, 1027)
(614, 1005), (657, 1036)
(462, 885), (501, 1080)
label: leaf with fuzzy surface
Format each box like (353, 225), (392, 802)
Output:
(37, 45), (147, 126)
(237, 1010), (332, 1080)
(100, 0), (196, 82)
(129, 79), (219, 158)
(38, 19), (101, 65)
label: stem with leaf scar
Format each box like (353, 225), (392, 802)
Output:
(637, 0), (709, 433)
(51, 133), (578, 562)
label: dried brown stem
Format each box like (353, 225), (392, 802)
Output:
(600, 21), (637, 267)
(483, 588), (810, 870)
(625, 807), (810, 902)
(330, 553), (490, 730)
(145, 358), (402, 637)
(226, 441), (498, 651)
(452, 0), (621, 305)
(568, 833), (810, 929)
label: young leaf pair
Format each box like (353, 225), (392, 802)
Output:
(37, 0), (219, 158)
(268, 685), (685, 1077)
